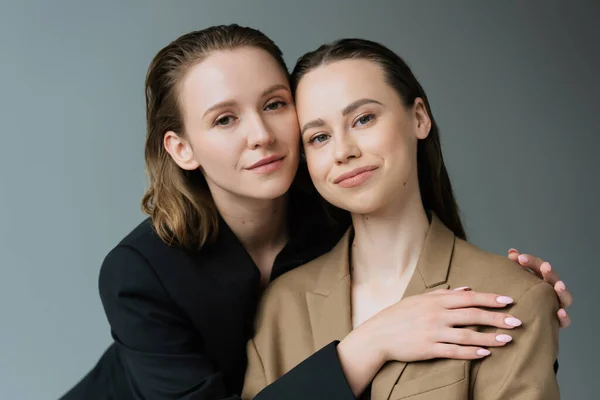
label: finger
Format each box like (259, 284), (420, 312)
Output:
(539, 262), (561, 286)
(507, 248), (519, 262)
(441, 291), (514, 309)
(558, 308), (572, 329)
(448, 308), (522, 330)
(516, 254), (547, 278)
(555, 281), (573, 308)
(440, 328), (512, 347)
(453, 286), (471, 291)
(423, 288), (453, 297)
(432, 343), (491, 360)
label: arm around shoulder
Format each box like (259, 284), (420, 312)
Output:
(243, 339), (355, 400)
(241, 278), (356, 400)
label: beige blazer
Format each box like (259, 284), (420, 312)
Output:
(242, 215), (560, 399)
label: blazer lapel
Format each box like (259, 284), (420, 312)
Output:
(371, 215), (455, 400)
(306, 230), (353, 351)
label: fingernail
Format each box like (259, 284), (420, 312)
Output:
(477, 349), (491, 356)
(557, 281), (565, 292)
(558, 309), (567, 318)
(505, 317), (522, 327)
(496, 296), (514, 304)
(454, 286), (471, 291)
(508, 248), (518, 254)
(518, 255), (529, 264)
(496, 334), (513, 343)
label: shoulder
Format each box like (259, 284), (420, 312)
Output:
(100, 218), (166, 280)
(117, 217), (168, 253)
(99, 218), (201, 298)
(451, 239), (551, 301)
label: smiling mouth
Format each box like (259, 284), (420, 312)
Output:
(246, 156), (286, 174)
(334, 166), (378, 188)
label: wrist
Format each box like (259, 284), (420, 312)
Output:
(358, 316), (388, 364)
(337, 324), (386, 396)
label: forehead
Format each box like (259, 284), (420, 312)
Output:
(180, 47), (289, 109)
(295, 59), (389, 114)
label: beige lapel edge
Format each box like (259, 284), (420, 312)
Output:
(306, 229), (354, 351)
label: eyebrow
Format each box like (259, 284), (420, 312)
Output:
(202, 84), (290, 118)
(300, 118), (326, 136)
(261, 83), (290, 98)
(203, 100), (237, 118)
(300, 98), (383, 136)
(342, 98), (383, 116)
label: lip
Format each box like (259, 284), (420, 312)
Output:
(246, 155), (285, 170)
(333, 165), (379, 187)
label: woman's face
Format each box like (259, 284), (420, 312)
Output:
(165, 47), (300, 203)
(295, 59), (431, 215)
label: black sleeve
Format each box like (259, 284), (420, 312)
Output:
(100, 246), (354, 400)
(254, 341), (355, 400)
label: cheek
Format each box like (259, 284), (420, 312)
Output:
(190, 134), (242, 171)
(373, 122), (416, 159)
(306, 151), (330, 186)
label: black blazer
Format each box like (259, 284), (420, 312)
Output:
(60, 192), (355, 400)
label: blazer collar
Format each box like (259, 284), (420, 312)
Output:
(310, 214), (455, 296)
(306, 214), (457, 399)
(409, 213), (456, 291)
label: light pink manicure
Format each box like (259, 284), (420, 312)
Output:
(542, 262), (552, 273)
(477, 349), (491, 356)
(496, 334), (513, 343)
(496, 296), (514, 304)
(505, 317), (522, 327)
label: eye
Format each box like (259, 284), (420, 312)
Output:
(308, 133), (330, 145)
(215, 115), (237, 127)
(354, 113), (375, 127)
(264, 100), (287, 111)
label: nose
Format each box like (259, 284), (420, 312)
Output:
(334, 133), (361, 165)
(247, 113), (275, 149)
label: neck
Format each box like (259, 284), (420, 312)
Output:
(350, 191), (430, 285)
(212, 190), (289, 255)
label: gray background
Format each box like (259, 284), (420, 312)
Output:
(0, 0), (597, 399)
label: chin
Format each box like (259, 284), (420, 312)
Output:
(324, 195), (383, 216)
(340, 203), (379, 215)
(249, 175), (295, 200)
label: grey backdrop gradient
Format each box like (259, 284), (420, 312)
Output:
(0, 1), (597, 399)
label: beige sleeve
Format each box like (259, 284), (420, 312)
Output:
(473, 281), (560, 399)
(241, 338), (268, 399)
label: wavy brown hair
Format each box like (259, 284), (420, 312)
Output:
(142, 24), (289, 249)
(291, 38), (466, 239)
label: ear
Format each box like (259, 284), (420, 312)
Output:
(413, 98), (431, 140)
(163, 131), (201, 171)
